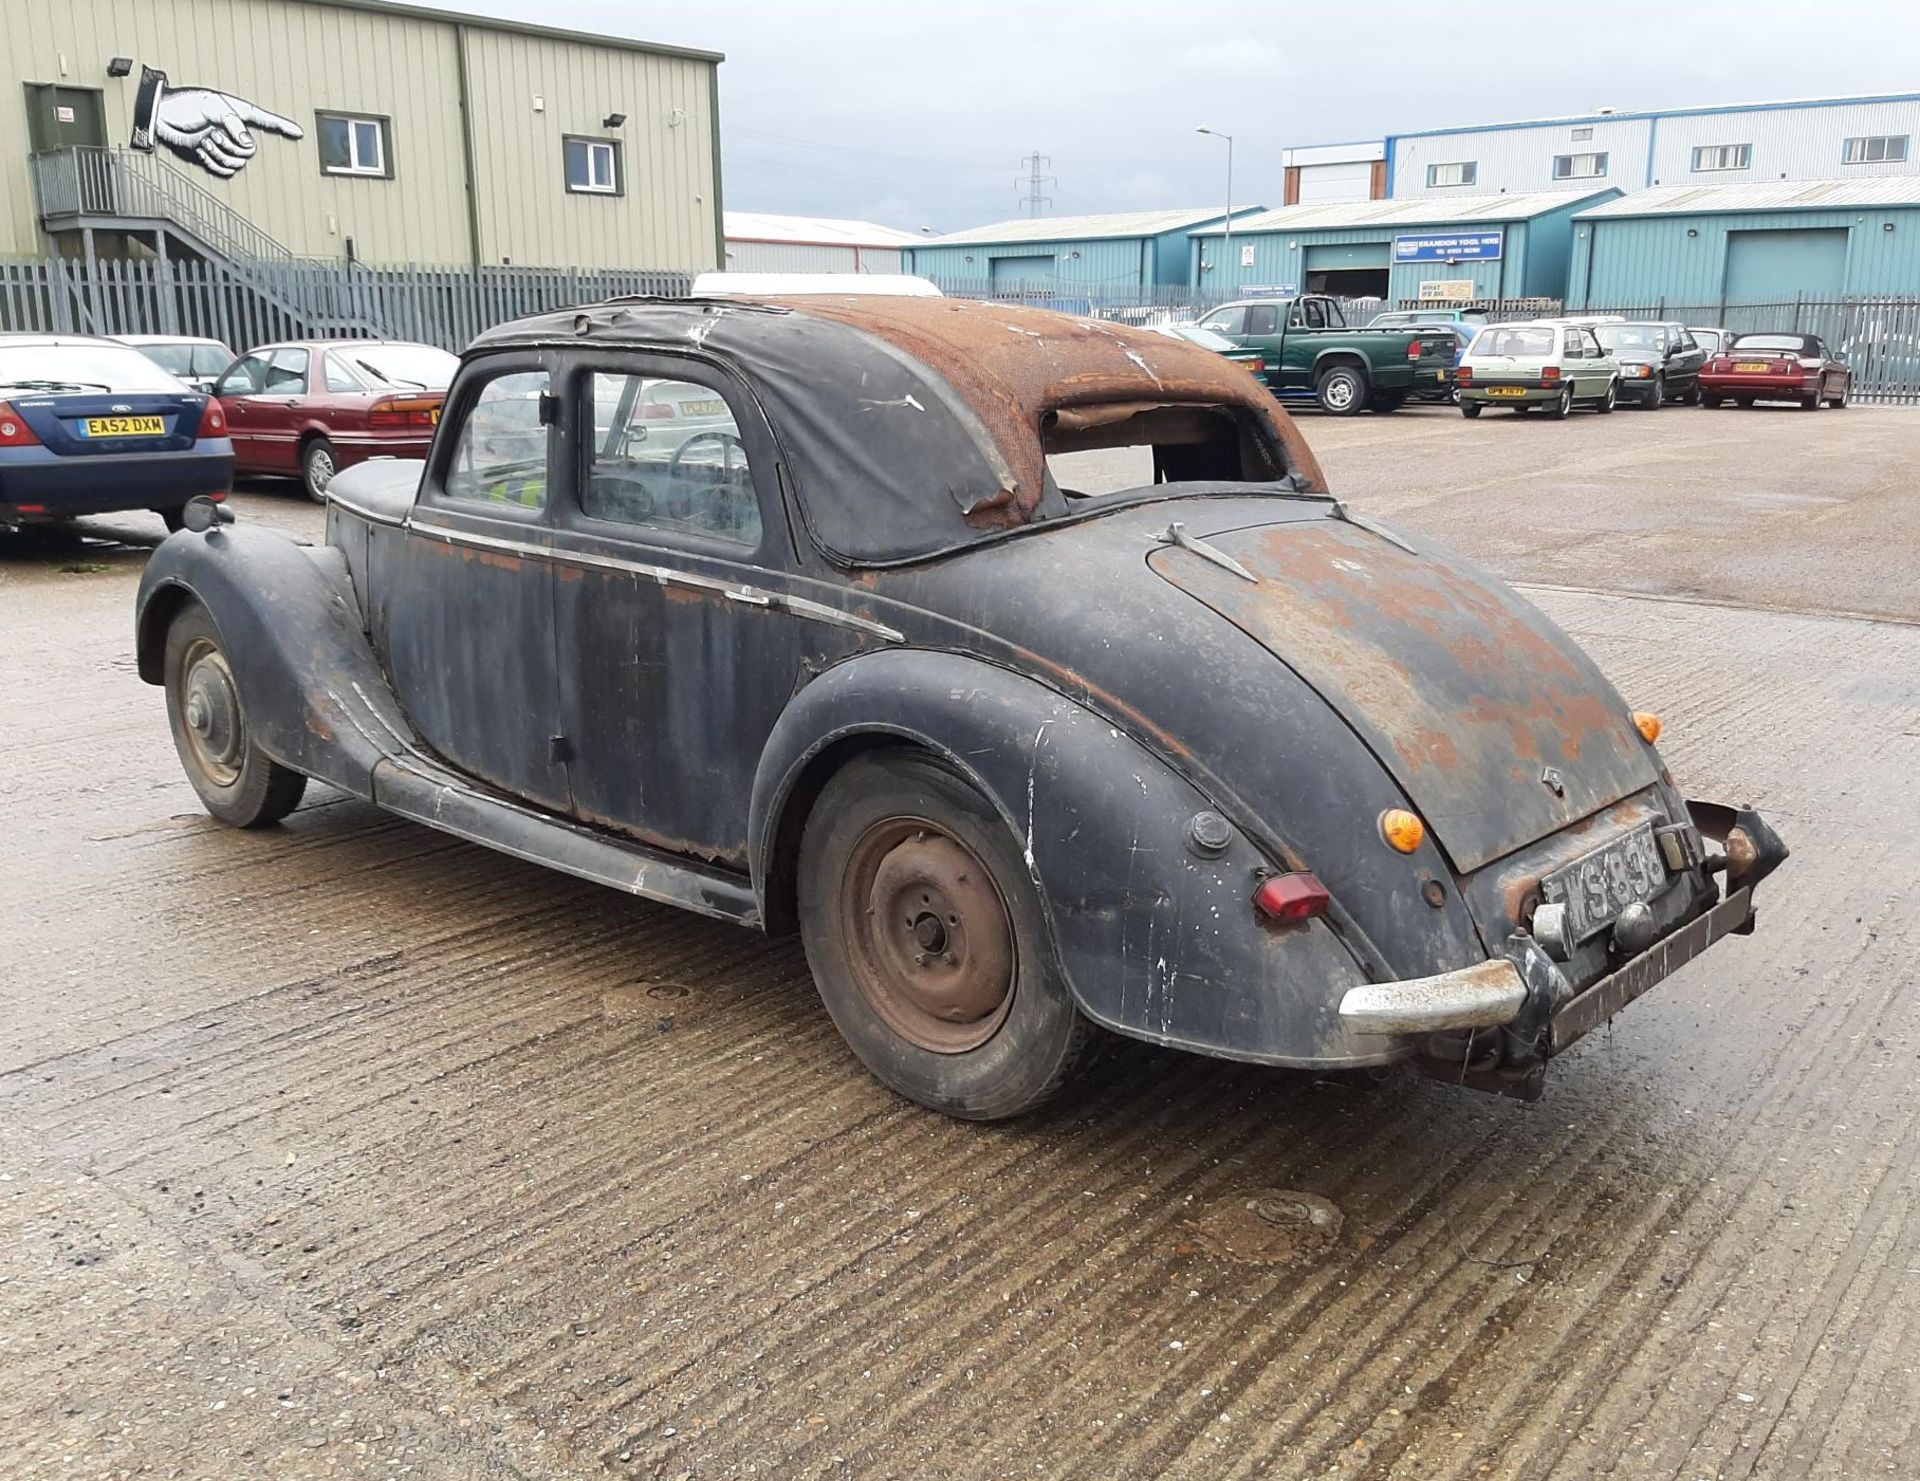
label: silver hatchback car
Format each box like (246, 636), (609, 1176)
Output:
(1457, 322), (1620, 418)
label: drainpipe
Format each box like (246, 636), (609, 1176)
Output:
(707, 73), (727, 271)
(454, 25), (483, 268)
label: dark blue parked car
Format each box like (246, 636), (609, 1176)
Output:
(0, 334), (235, 532)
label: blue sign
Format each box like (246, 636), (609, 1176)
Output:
(1393, 230), (1504, 263)
(1244, 283), (1299, 298)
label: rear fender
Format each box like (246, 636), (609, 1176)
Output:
(750, 649), (1399, 1068)
(135, 526), (415, 799)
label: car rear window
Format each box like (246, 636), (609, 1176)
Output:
(0, 343), (187, 394)
(334, 344), (458, 391)
(1730, 335), (1816, 355)
(1472, 327), (1556, 357)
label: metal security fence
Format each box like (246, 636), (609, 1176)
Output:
(0, 256), (691, 353)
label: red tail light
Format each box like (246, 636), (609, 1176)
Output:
(1407, 339), (1425, 360)
(1709, 356), (1730, 372)
(1247, 358), (1266, 375)
(1456, 366), (1474, 386)
(1253, 872), (1331, 923)
(0, 401), (41, 447)
(196, 399), (227, 437)
(638, 401), (677, 420)
(368, 396), (441, 431)
(1542, 366), (1562, 384)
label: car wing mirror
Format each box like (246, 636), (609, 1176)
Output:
(181, 495), (235, 533)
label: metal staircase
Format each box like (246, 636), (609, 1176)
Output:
(31, 146), (396, 336)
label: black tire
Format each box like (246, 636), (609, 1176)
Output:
(1459, 401), (1482, 419)
(301, 436), (338, 503)
(1369, 390), (1407, 413)
(1701, 393), (1723, 408)
(1315, 363), (1368, 416)
(1645, 375), (1664, 409)
(797, 751), (1095, 1121)
(1550, 386), (1574, 419)
(1829, 381), (1850, 409)
(163, 602), (308, 828)
(1681, 382), (1702, 406)
(1736, 397), (1754, 408)
(1800, 390), (1823, 412)
(158, 505), (188, 533)
(1595, 379), (1618, 414)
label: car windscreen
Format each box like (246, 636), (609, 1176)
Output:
(0, 343), (189, 394)
(1730, 334), (1815, 355)
(337, 344), (458, 390)
(133, 341), (233, 378)
(1595, 324), (1669, 352)
(1471, 327), (1556, 357)
(1154, 324), (1238, 352)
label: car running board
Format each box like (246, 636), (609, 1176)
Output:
(371, 754), (760, 927)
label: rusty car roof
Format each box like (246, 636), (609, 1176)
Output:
(471, 295), (1326, 564)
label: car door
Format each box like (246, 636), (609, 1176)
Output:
(235, 347), (311, 473)
(1668, 329), (1705, 393)
(213, 351), (272, 470)
(375, 351), (571, 812)
(546, 352), (851, 869)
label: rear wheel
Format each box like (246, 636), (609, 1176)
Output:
(1701, 391), (1723, 409)
(1800, 389), (1823, 412)
(1736, 397), (1755, 408)
(1315, 363), (1367, 416)
(157, 505), (188, 533)
(1370, 389), (1407, 413)
(1459, 401), (1482, 419)
(1681, 382), (1702, 406)
(163, 603), (308, 828)
(797, 751), (1095, 1120)
(1550, 386), (1574, 419)
(1829, 380), (1850, 409)
(1596, 379), (1617, 414)
(301, 436), (337, 503)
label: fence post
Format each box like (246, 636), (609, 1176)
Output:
(1793, 292), (1803, 332)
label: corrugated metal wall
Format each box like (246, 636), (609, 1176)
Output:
(1189, 222), (1539, 302)
(1395, 98), (1920, 198)
(1570, 206), (1920, 306)
(722, 241), (904, 273)
(908, 235), (1152, 289)
(1, 0), (719, 270)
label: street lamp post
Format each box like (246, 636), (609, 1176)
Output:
(1197, 126), (1234, 285)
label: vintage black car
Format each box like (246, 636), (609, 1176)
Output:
(136, 294), (1785, 1118)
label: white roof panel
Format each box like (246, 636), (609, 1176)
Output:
(1577, 179), (1920, 218)
(923, 206), (1251, 246)
(723, 212), (922, 248)
(1192, 189), (1617, 235)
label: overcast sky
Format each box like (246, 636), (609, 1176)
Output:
(423, 0), (1920, 232)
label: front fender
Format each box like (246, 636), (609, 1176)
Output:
(135, 526), (416, 800)
(751, 650), (1400, 1069)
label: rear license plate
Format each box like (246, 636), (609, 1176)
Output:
(1487, 386), (1528, 398)
(1733, 362), (1770, 373)
(678, 399), (724, 417)
(1540, 822), (1667, 943)
(83, 415), (166, 437)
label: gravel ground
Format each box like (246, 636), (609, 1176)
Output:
(3, 405), (1917, 1479)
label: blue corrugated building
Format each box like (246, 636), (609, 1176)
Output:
(905, 207), (1263, 300)
(1570, 179), (1920, 308)
(1188, 190), (1619, 304)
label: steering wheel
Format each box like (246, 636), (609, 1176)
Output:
(590, 471), (655, 521)
(668, 430), (747, 478)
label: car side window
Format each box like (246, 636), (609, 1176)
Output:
(580, 372), (763, 548)
(263, 348), (309, 395)
(1583, 330), (1605, 357)
(216, 353), (269, 396)
(1562, 331), (1585, 359)
(323, 352), (364, 393)
(1301, 299), (1328, 329)
(1200, 306), (1245, 336)
(444, 370), (551, 511)
(1245, 303), (1279, 335)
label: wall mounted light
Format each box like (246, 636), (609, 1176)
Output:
(1686, 227), (1699, 238)
(106, 56), (133, 78)
(1887, 222), (1898, 232)
(603, 112), (626, 129)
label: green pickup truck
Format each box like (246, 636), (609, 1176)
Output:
(1191, 295), (1450, 414)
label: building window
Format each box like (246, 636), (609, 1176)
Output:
(1692, 143), (1752, 172)
(1843, 134), (1909, 165)
(1427, 161), (1477, 188)
(1572, 127), (1593, 142)
(316, 112), (389, 177)
(564, 136), (622, 195)
(1553, 151), (1609, 180)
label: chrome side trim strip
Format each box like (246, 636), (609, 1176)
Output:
(404, 519), (904, 642)
(326, 493), (407, 528)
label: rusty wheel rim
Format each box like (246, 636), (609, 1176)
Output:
(838, 817), (1016, 1054)
(179, 635), (246, 789)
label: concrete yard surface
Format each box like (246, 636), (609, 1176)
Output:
(3, 408), (1918, 1479)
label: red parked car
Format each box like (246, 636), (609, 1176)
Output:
(1698, 332), (1852, 411)
(214, 340), (457, 499)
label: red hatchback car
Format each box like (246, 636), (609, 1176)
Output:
(1698, 332), (1852, 411)
(214, 340), (458, 499)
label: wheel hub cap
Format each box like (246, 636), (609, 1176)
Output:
(180, 641), (244, 785)
(841, 822), (1016, 1054)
